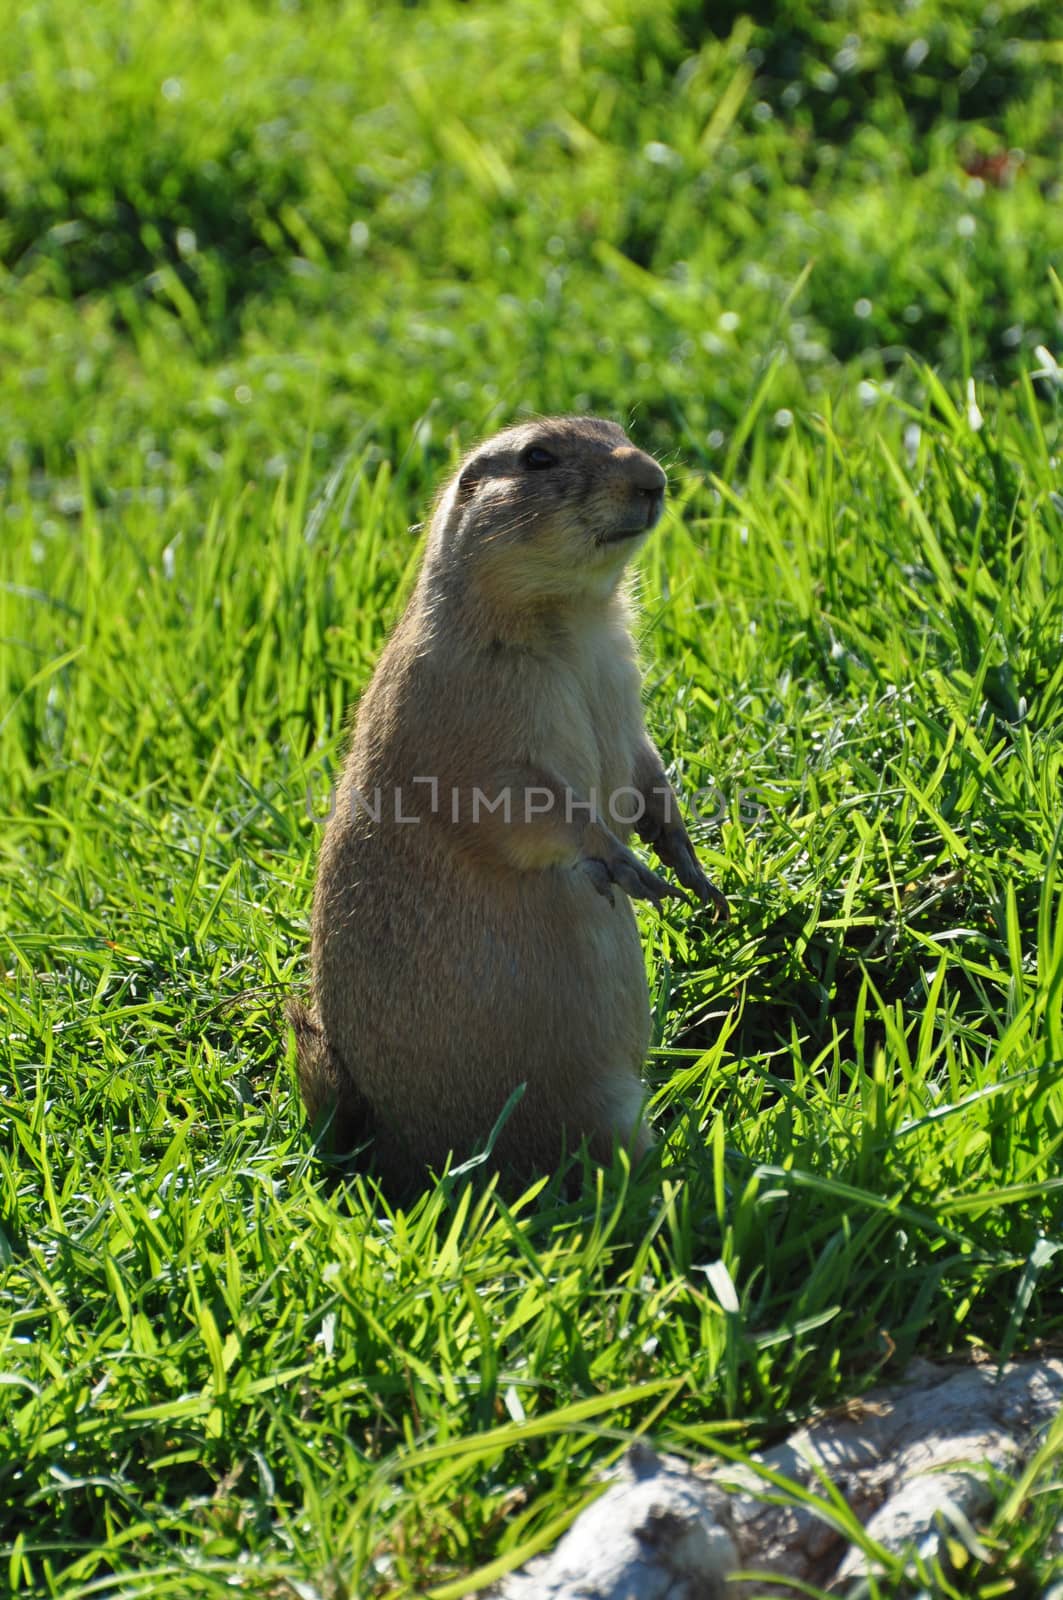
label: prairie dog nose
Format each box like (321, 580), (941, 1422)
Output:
(612, 445), (667, 495)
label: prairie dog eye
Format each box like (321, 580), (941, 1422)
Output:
(520, 445), (558, 471)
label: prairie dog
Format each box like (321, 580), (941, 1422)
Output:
(289, 416), (726, 1188)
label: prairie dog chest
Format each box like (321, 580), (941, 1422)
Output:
(523, 616), (644, 799)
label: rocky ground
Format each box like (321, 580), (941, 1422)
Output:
(499, 1358), (1063, 1598)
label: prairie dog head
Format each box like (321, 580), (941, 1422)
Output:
(423, 416), (667, 613)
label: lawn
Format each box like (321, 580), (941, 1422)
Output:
(2, 0), (1063, 1594)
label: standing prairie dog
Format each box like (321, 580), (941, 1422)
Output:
(289, 415), (727, 1188)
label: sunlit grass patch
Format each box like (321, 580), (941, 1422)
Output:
(2, 0), (1063, 1592)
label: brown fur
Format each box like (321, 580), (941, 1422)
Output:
(290, 416), (726, 1189)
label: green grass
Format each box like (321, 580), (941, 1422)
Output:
(2, 0), (1063, 1594)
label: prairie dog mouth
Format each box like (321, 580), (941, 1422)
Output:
(600, 486), (665, 543)
(640, 486), (665, 528)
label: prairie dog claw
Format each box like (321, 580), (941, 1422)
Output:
(581, 845), (689, 911)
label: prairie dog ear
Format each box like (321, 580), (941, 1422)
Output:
(455, 458), (484, 506)
(429, 470), (471, 539)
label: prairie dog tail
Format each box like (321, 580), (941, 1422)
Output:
(286, 998), (371, 1154)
